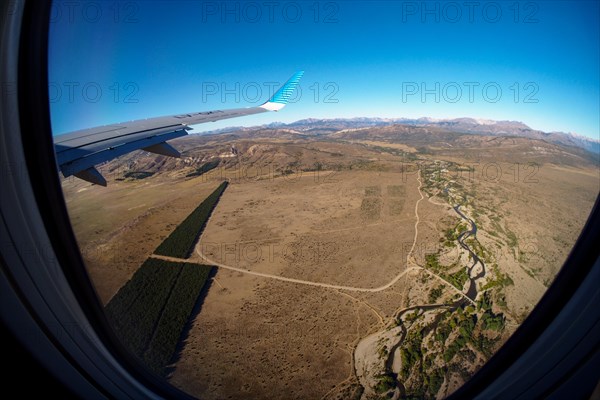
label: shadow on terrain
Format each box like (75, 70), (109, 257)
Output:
(164, 266), (217, 377)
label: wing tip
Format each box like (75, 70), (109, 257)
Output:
(261, 70), (304, 111)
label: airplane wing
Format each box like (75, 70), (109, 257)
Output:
(53, 71), (304, 186)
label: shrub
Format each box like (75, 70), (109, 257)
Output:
(428, 285), (444, 303)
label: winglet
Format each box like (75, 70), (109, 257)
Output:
(261, 71), (304, 111)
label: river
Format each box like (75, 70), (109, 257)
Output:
(353, 200), (487, 399)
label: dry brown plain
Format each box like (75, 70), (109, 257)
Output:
(170, 169), (424, 399)
(169, 155), (597, 399)
(196, 171), (419, 287)
(60, 129), (598, 399)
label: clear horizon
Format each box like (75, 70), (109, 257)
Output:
(185, 114), (600, 141)
(49, 1), (599, 140)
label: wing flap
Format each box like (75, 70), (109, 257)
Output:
(55, 124), (186, 166)
(59, 129), (188, 177)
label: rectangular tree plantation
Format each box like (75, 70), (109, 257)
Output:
(155, 181), (228, 258)
(105, 258), (213, 375)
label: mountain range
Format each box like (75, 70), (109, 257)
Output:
(198, 117), (600, 155)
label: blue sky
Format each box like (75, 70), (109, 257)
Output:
(49, 0), (599, 139)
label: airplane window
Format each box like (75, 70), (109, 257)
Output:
(49, 1), (599, 398)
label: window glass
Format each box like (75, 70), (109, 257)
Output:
(50, 1), (599, 398)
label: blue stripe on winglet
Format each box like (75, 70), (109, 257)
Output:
(268, 71), (304, 104)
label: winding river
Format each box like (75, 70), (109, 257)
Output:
(454, 204), (486, 300)
(353, 199), (487, 399)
